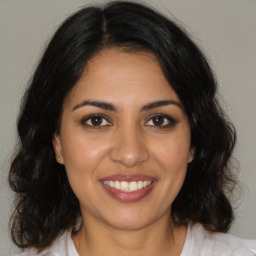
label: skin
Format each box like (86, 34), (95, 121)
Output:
(53, 48), (193, 256)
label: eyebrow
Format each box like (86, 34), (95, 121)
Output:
(72, 99), (182, 112)
(140, 100), (182, 111)
(72, 100), (117, 111)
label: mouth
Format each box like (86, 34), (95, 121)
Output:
(100, 174), (156, 202)
(102, 180), (153, 192)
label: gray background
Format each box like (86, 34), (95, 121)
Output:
(0, 0), (255, 255)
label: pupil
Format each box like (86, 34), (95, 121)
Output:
(153, 116), (164, 125)
(91, 117), (102, 126)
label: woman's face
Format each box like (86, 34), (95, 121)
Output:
(53, 48), (193, 230)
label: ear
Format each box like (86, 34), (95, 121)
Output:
(53, 133), (64, 164)
(188, 147), (195, 163)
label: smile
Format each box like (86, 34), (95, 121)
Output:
(102, 180), (153, 192)
(100, 174), (156, 202)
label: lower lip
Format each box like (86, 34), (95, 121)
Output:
(101, 182), (155, 202)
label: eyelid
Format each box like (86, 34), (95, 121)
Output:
(145, 113), (177, 127)
(80, 113), (177, 128)
(81, 114), (112, 127)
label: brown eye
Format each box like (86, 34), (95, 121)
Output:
(145, 114), (177, 128)
(90, 116), (103, 126)
(152, 116), (164, 126)
(82, 115), (111, 127)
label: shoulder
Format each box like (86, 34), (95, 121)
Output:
(14, 229), (78, 256)
(181, 223), (256, 256)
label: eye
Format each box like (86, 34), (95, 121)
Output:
(145, 114), (177, 128)
(81, 114), (112, 128)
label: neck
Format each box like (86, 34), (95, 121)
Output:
(72, 212), (187, 256)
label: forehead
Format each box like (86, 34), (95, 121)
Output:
(64, 48), (181, 108)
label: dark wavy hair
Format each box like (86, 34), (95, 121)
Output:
(9, 1), (236, 250)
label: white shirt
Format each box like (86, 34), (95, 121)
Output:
(15, 223), (256, 256)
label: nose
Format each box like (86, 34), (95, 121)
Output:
(109, 126), (150, 168)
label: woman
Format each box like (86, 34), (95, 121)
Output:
(9, 1), (255, 255)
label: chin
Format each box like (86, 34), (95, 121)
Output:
(101, 208), (162, 231)
(107, 218), (149, 231)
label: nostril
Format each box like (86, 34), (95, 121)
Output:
(109, 137), (149, 167)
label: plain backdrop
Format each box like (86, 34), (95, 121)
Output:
(0, 0), (255, 255)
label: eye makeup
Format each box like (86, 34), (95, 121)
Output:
(145, 113), (178, 129)
(80, 114), (112, 128)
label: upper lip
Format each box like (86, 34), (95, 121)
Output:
(100, 174), (157, 182)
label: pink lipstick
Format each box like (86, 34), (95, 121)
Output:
(100, 174), (156, 202)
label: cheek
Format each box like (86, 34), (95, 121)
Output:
(60, 134), (110, 179)
(60, 136), (111, 207)
(151, 133), (191, 171)
(151, 135), (190, 203)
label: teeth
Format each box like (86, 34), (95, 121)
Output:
(121, 181), (129, 191)
(103, 180), (152, 192)
(114, 180), (120, 189)
(129, 181), (137, 192)
(138, 181), (143, 189)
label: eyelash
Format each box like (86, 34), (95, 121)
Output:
(81, 114), (112, 128)
(80, 114), (177, 128)
(145, 114), (177, 128)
